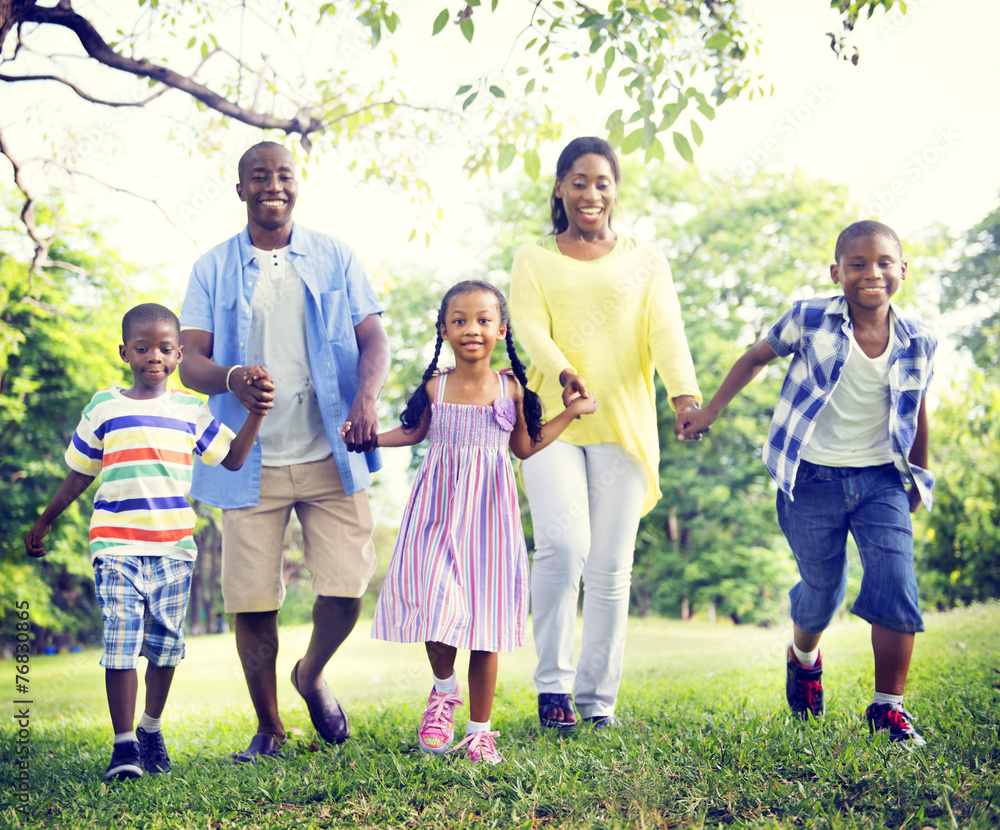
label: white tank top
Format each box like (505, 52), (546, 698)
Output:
(800, 327), (895, 468)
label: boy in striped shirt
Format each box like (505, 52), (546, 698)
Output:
(25, 303), (266, 779)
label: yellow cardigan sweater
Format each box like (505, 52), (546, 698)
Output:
(509, 236), (701, 516)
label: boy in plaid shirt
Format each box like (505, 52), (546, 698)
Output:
(680, 220), (934, 746)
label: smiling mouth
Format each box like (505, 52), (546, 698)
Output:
(259, 199), (287, 207)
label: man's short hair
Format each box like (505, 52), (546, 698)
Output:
(835, 220), (903, 261)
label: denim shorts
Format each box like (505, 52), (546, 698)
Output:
(776, 460), (923, 634)
(94, 555), (194, 669)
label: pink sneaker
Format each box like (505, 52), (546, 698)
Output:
(451, 730), (501, 764)
(417, 685), (464, 754)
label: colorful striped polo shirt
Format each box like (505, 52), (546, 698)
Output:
(65, 387), (236, 562)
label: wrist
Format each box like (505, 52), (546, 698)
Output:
(225, 365), (240, 393)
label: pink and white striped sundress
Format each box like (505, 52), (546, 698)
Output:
(372, 369), (528, 652)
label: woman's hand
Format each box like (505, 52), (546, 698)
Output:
(559, 369), (589, 409)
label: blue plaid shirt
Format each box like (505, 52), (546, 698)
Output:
(764, 295), (936, 510)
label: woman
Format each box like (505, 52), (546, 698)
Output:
(509, 136), (701, 729)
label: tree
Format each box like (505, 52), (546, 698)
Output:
(914, 372), (1000, 608)
(1, 0), (902, 268)
(938, 201), (1000, 379)
(0, 190), (155, 645)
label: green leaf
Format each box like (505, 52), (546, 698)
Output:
(705, 33), (731, 51)
(456, 84), (473, 95)
(525, 78), (536, 94)
(489, 85), (505, 98)
(492, 0), (499, 9)
(622, 128), (643, 155)
(523, 149), (541, 181)
(603, 45), (615, 71)
(595, 70), (607, 95)
(432, 8), (449, 35)
(462, 91), (479, 110)
(691, 120), (704, 147)
(459, 16), (474, 42)
(605, 109), (624, 130)
(187, 36), (196, 49)
(497, 143), (517, 172)
(200, 41), (209, 59)
(408, 228), (417, 242)
(644, 138), (665, 163)
(672, 131), (694, 163)
(697, 101), (716, 120)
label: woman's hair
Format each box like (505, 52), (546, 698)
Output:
(400, 280), (544, 444)
(549, 136), (621, 235)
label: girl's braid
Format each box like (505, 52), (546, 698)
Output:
(505, 327), (543, 444)
(400, 332), (443, 431)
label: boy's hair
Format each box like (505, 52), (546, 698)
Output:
(835, 220), (903, 261)
(122, 303), (180, 343)
(400, 280), (544, 444)
(550, 136), (621, 235)
(238, 140), (292, 184)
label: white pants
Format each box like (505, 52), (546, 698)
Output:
(522, 441), (646, 718)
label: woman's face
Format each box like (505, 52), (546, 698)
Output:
(555, 153), (618, 235)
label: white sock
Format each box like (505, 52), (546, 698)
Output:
(433, 672), (457, 694)
(792, 642), (820, 668)
(114, 730), (136, 744)
(465, 719), (491, 735)
(872, 692), (904, 709)
(137, 712), (162, 733)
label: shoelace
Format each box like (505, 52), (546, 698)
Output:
(798, 679), (822, 711)
(450, 730), (500, 761)
(420, 691), (464, 734)
(879, 707), (914, 730)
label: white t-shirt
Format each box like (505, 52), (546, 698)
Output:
(799, 327), (895, 468)
(247, 245), (331, 466)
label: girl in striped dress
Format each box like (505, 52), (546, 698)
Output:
(348, 280), (596, 763)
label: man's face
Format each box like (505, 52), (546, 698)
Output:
(236, 145), (298, 232)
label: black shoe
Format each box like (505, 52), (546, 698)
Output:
(583, 715), (617, 730)
(291, 660), (350, 744)
(232, 732), (284, 763)
(785, 646), (824, 720)
(866, 702), (926, 747)
(136, 727), (171, 774)
(105, 740), (142, 780)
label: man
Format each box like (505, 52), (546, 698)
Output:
(179, 141), (389, 761)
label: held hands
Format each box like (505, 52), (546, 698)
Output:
(231, 364), (275, 416)
(565, 391), (599, 418)
(559, 370), (589, 409)
(342, 394), (380, 453)
(675, 400), (712, 441)
(24, 521), (51, 558)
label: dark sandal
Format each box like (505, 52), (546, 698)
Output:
(538, 693), (577, 730)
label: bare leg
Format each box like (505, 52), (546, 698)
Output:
(872, 623), (915, 696)
(106, 669), (138, 735)
(293, 596), (362, 693)
(468, 651), (498, 723)
(143, 665), (176, 719)
(234, 610), (284, 741)
(792, 624), (823, 654)
(425, 641), (458, 682)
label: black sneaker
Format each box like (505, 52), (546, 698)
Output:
(137, 727), (172, 774)
(785, 647), (824, 720)
(105, 740), (142, 780)
(866, 702), (926, 747)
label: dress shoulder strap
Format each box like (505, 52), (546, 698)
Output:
(435, 369), (450, 404)
(496, 370), (507, 398)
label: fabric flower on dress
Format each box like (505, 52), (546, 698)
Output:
(492, 397), (516, 432)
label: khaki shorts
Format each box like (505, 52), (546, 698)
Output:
(221, 456), (376, 613)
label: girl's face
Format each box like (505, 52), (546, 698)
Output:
(440, 290), (507, 364)
(555, 152), (618, 235)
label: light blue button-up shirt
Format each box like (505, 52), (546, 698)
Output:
(764, 295), (936, 510)
(180, 224), (383, 509)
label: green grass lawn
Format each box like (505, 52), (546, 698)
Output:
(2, 603), (998, 829)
